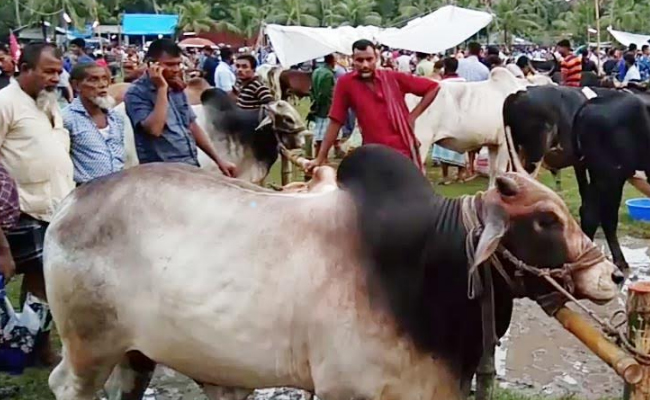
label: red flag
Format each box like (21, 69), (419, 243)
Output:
(9, 31), (20, 62)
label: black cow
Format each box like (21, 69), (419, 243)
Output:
(200, 88), (308, 183)
(504, 86), (650, 270)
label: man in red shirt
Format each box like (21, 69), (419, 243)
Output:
(306, 40), (440, 171)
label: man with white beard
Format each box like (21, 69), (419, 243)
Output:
(0, 42), (74, 366)
(63, 62), (125, 185)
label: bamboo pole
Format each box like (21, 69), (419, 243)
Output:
(624, 282), (650, 399)
(594, 0), (602, 71)
(475, 348), (496, 400)
(554, 307), (642, 385)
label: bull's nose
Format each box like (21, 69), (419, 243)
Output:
(611, 270), (625, 285)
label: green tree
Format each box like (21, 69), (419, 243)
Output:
(158, 0), (215, 33)
(332, 0), (382, 26)
(492, 0), (542, 45)
(213, 3), (265, 37)
(267, 0), (319, 26)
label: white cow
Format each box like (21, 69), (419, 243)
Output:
(409, 67), (552, 185)
(44, 146), (620, 400)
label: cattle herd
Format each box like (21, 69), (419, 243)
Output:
(41, 65), (648, 400)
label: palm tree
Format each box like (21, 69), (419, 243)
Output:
(267, 0), (319, 26)
(214, 3), (264, 37)
(552, 0), (596, 42)
(492, 0), (541, 45)
(332, 0), (382, 26)
(307, 0), (340, 26)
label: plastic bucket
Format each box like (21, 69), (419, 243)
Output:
(626, 198), (650, 222)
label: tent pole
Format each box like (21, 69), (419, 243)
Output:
(595, 0), (601, 70)
(118, 13), (124, 81)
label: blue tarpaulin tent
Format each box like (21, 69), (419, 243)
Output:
(121, 14), (179, 36)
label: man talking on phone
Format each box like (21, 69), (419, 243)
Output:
(125, 39), (236, 176)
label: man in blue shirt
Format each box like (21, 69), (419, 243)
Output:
(124, 39), (236, 176)
(64, 38), (94, 72)
(64, 62), (125, 185)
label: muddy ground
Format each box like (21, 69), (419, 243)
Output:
(138, 237), (649, 400)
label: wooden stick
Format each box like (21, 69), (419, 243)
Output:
(279, 147), (309, 171)
(625, 282), (650, 399)
(554, 306), (643, 385)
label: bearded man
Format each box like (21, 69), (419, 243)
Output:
(124, 39), (236, 177)
(63, 62), (125, 185)
(0, 42), (74, 365)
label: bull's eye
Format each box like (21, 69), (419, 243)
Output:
(535, 212), (561, 230)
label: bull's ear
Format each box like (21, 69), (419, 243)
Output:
(496, 175), (519, 197)
(473, 203), (509, 269)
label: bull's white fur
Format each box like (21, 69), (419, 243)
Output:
(113, 102), (139, 169)
(409, 67), (552, 185)
(44, 178), (462, 400)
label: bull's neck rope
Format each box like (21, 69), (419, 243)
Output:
(460, 194), (650, 365)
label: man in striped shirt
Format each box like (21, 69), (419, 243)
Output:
(234, 55), (274, 110)
(557, 39), (582, 87)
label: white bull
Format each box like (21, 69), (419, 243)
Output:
(44, 145), (619, 400)
(409, 67), (552, 185)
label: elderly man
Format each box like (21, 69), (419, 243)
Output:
(64, 62), (125, 185)
(307, 40), (440, 171)
(0, 42), (75, 365)
(124, 39), (235, 176)
(233, 54), (273, 110)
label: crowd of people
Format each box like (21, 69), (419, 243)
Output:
(0, 31), (648, 370)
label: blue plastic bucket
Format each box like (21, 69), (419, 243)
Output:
(626, 198), (650, 222)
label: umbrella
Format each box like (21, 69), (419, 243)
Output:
(178, 37), (217, 48)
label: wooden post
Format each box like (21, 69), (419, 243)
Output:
(303, 132), (314, 182)
(281, 155), (292, 186)
(475, 347), (496, 400)
(624, 282), (650, 400)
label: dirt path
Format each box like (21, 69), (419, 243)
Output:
(144, 237), (649, 400)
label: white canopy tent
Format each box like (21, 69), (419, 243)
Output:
(607, 27), (650, 48)
(265, 24), (392, 67)
(377, 6), (493, 53)
(265, 5), (493, 67)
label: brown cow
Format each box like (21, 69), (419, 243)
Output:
(258, 65), (312, 100)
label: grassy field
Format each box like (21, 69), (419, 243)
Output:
(1, 154), (648, 398)
(269, 157), (650, 239)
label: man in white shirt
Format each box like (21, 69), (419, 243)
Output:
(266, 51), (277, 65)
(623, 52), (641, 84)
(215, 47), (236, 92)
(396, 50), (412, 73)
(0, 42), (75, 365)
(457, 42), (490, 82)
